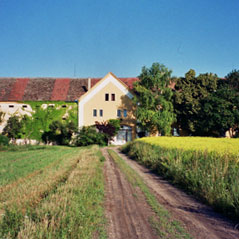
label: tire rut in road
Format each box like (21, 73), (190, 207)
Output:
(102, 148), (157, 239)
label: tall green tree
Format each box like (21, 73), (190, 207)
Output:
(198, 69), (239, 137)
(198, 85), (239, 136)
(174, 69), (218, 135)
(225, 69), (239, 89)
(133, 63), (175, 135)
(2, 116), (23, 143)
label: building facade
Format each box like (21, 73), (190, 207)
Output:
(0, 73), (137, 144)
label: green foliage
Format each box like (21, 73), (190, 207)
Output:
(108, 119), (121, 134)
(2, 115), (23, 142)
(95, 119), (121, 142)
(75, 126), (107, 146)
(199, 86), (239, 136)
(0, 134), (9, 146)
(133, 63), (175, 135)
(174, 69), (218, 135)
(22, 101), (78, 141)
(226, 69), (239, 89)
(123, 140), (239, 219)
(42, 120), (77, 145)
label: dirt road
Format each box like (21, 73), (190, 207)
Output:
(102, 148), (157, 239)
(111, 148), (239, 239)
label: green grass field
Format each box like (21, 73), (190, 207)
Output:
(123, 137), (239, 219)
(0, 145), (106, 239)
(0, 146), (80, 186)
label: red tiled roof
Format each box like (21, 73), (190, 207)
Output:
(51, 78), (71, 101)
(9, 78), (29, 101)
(0, 78), (16, 101)
(119, 78), (138, 89)
(0, 77), (138, 102)
(23, 78), (56, 101)
(66, 78), (88, 101)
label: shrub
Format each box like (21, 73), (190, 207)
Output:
(95, 119), (121, 143)
(75, 126), (107, 146)
(0, 134), (9, 146)
(42, 121), (77, 145)
(2, 116), (23, 142)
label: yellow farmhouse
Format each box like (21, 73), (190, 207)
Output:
(78, 72), (136, 145)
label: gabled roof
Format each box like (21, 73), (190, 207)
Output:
(78, 72), (135, 127)
(0, 76), (138, 102)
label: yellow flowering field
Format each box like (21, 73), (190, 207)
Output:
(138, 136), (239, 157)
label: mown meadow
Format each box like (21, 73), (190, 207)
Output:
(122, 137), (239, 219)
(0, 145), (106, 239)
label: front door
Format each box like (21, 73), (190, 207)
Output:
(114, 125), (132, 145)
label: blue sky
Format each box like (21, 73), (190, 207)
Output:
(0, 0), (238, 78)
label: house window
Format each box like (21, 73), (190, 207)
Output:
(100, 109), (103, 117)
(123, 109), (127, 117)
(62, 105), (67, 108)
(117, 109), (121, 117)
(105, 93), (109, 101)
(93, 109), (97, 117)
(22, 105), (28, 108)
(111, 94), (115, 101)
(9, 105), (14, 108)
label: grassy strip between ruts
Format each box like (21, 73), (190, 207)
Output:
(0, 146), (106, 239)
(107, 149), (192, 239)
(122, 140), (239, 220)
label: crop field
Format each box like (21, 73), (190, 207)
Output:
(122, 137), (239, 219)
(0, 145), (106, 239)
(139, 136), (239, 158)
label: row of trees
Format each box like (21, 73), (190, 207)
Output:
(134, 63), (239, 137)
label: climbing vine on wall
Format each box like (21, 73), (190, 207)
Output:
(20, 101), (78, 141)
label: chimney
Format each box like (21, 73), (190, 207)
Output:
(88, 78), (91, 91)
